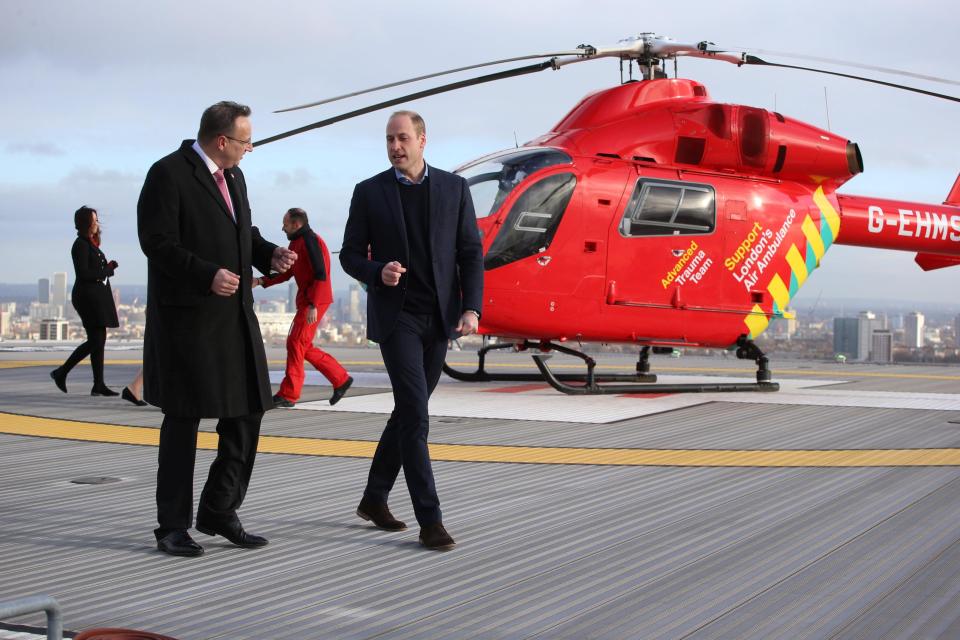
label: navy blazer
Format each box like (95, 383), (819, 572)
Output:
(340, 166), (484, 342)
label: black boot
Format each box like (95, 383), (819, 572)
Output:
(50, 368), (67, 393)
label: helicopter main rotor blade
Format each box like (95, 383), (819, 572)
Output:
(255, 60), (556, 147)
(731, 47), (960, 86)
(745, 55), (960, 103)
(275, 50), (587, 113)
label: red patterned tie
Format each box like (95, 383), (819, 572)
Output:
(213, 169), (234, 220)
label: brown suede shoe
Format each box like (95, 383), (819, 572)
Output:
(356, 497), (407, 531)
(419, 522), (455, 550)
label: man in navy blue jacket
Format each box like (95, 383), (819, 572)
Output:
(340, 110), (483, 550)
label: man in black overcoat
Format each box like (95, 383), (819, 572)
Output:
(340, 111), (484, 550)
(137, 101), (296, 557)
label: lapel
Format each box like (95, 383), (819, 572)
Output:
(225, 168), (243, 227)
(379, 170), (409, 257)
(427, 164), (441, 255)
(181, 142), (236, 224)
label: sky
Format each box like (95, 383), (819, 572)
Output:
(1, 0), (958, 308)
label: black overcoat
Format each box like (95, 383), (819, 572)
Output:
(137, 140), (276, 418)
(70, 236), (119, 328)
(340, 166), (484, 342)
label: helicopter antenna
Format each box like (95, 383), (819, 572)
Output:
(823, 86), (832, 131)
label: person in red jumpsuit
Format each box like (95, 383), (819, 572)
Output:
(255, 208), (352, 407)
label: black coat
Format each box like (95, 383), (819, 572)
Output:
(137, 140), (277, 418)
(340, 166), (484, 342)
(70, 236), (119, 329)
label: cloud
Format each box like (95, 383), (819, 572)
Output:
(273, 168), (315, 188)
(60, 167), (142, 187)
(6, 142), (64, 156)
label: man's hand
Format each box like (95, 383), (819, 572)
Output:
(251, 276), (261, 289)
(272, 247), (297, 273)
(108, 260), (119, 270)
(456, 310), (479, 336)
(211, 269), (240, 296)
(381, 261), (406, 287)
(307, 306), (318, 324)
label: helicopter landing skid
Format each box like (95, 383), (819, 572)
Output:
(530, 337), (780, 395)
(442, 340), (657, 385)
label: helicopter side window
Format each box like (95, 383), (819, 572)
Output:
(484, 172), (577, 270)
(456, 147), (573, 218)
(620, 179), (715, 237)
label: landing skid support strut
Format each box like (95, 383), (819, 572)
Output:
(445, 338), (779, 395)
(442, 340), (657, 384)
(532, 337), (779, 395)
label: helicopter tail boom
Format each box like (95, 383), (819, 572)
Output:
(835, 193), (960, 261)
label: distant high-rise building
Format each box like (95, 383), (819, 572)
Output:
(39, 319), (70, 341)
(833, 317), (859, 358)
(112, 287), (121, 311)
(38, 278), (50, 304)
(871, 330), (893, 363)
(287, 280), (298, 313)
(52, 272), (68, 311)
(856, 311), (883, 361)
(904, 312), (924, 349)
(955, 314), (960, 348)
(0, 306), (11, 338)
(348, 283), (362, 323)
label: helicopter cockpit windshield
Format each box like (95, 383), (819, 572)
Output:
(455, 147), (572, 218)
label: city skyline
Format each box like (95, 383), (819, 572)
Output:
(1, 2), (958, 305)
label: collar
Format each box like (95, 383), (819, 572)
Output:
(286, 223), (311, 242)
(191, 140), (221, 175)
(394, 163), (429, 185)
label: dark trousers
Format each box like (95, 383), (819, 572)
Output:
(155, 412), (263, 537)
(59, 322), (107, 387)
(365, 311), (448, 526)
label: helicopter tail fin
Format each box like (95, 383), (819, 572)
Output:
(914, 252), (960, 271)
(945, 173), (960, 206)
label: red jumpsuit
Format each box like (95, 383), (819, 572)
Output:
(262, 228), (349, 402)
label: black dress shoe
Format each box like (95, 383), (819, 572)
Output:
(419, 522), (456, 550)
(330, 376), (353, 406)
(356, 497), (407, 531)
(122, 387), (148, 406)
(91, 385), (119, 397)
(50, 368), (67, 393)
(156, 529), (204, 557)
(273, 393), (294, 408)
(196, 520), (268, 548)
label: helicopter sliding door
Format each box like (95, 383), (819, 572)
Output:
(605, 168), (717, 344)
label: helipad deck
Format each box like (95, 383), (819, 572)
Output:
(1, 348), (959, 639)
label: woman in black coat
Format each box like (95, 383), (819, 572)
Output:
(50, 206), (120, 395)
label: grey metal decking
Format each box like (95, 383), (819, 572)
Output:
(1, 350), (959, 639)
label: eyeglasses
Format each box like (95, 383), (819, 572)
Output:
(224, 135), (253, 148)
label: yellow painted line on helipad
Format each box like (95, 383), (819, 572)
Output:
(3, 359), (958, 382)
(2, 412), (959, 467)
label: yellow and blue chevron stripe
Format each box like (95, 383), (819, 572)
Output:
(743, 186), (841, 338)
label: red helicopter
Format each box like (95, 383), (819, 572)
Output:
(255, 34), (960, 394)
